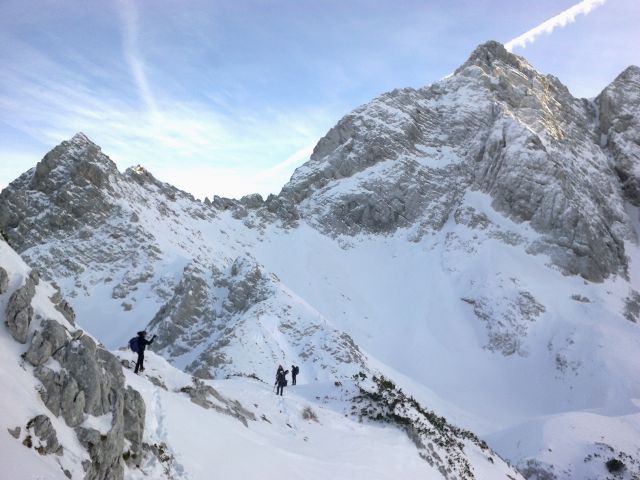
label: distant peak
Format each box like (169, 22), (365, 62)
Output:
(599, 64), (640, 98)
(454, 40), (534, 76)
(614, 65), (640, 83)
(69, 132), (94, 145)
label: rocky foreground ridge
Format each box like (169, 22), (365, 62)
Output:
(0, 239), (146, 479)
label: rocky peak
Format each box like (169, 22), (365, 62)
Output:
(609, 65), (640, 87)
(597, 65), (640, 205)
(598, 64), (640, 124)
(274, 40), (636, 281)
(0, 134), (123, 250)
(69, 131), (94, 147)
(28, 133), (119, 193)
(454, 40), (535, 77)
(124, 164), (196, 203)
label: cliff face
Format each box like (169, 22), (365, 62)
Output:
(279, 41), (634, 282)
(597, 65), (640, 206)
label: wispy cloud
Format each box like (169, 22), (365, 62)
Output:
(505, 0), (607, 51)
(116, 0), (157, 113)
(0, 17), (334, 200)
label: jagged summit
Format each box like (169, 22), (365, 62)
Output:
(30, 132), (116, 191)
(69, 131), (95, 146)
(277, 41), (634, 281)
(597, 64), (640, 205)
(611, 64), (640, 83)
(454, 40), (534, 77)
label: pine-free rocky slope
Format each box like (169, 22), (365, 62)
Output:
(1, 41), (640, 479)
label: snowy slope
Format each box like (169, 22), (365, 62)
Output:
(120, 351), (521, 480)
(0, 238), (521, 480)
(1, 41), (640, 478)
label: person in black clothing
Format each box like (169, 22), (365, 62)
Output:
(134, 331), (156, 374)
(291, 364), (299, 385)
(275, 365), (288, 396)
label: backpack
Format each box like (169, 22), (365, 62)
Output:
(293, 366), (299, 375)
(129, 337), (140, 353)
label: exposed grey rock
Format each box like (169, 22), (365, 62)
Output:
(123, 386), (145, 463)
(239, 193), (264, 209)
(2, 240), (147, 480)
(34, 366), (85, 427)
(597, 66), (640, 206)
(147, 263), (216, 357)
(29, 321), (146, 479)
(148, 254), (368, 382)
(26, 319), (69, 366)
(462, 288), (545, 356)
(29, 269), (40, 285)
(518, 459), (557, 480)
(571, 294), (591, 303)
(7, 426), (20, 438)
(212, 195), (238, 210)
(75, 425), (124, 480)
(5, 278), (36, 343)
(178, 377), (256, 427)
(264, 194), (299, 223)
(225, 256), (270, 313)
(26, 415), (62, 456)
(624, 290), (640, 323)
(55, 299), (76, 325)
(60, 374), (86, 427)
(0, 266), (8, 294)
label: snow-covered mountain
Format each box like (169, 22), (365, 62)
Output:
(1, 41), (640, 478)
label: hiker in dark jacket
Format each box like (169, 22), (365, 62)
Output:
(291, 364), (299, 385)
(275, 365), (288, 396)
(134, 330), (156, 374)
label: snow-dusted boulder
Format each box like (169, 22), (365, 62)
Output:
(5, 277), (35, 343)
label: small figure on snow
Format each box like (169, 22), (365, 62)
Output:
(275, 365), (288, 396)
(291, 364), (299, 385)
(129, 330), (156, 374)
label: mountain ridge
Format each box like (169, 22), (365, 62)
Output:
(1, 41), (639, 479)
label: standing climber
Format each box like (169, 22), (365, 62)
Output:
(132, 330), (156, 374)
(275, 365), (288, 396)
(291, 364), (299, 385)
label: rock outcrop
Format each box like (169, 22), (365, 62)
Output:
(5, 277), (36, 343)
(148, 255), (367, 382)
(597, 65), (640, 206)
(1, 242), (146, 480)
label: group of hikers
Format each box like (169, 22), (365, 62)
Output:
(130, 330), (301, 397)
(275, 364), (300, 396)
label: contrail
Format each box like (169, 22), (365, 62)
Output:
(505, 0), (607, 52)
(117, 0), (158, 113)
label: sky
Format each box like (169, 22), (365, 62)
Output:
(0, 0), (638, 199)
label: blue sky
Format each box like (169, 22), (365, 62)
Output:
(0, 0), (638, 199)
